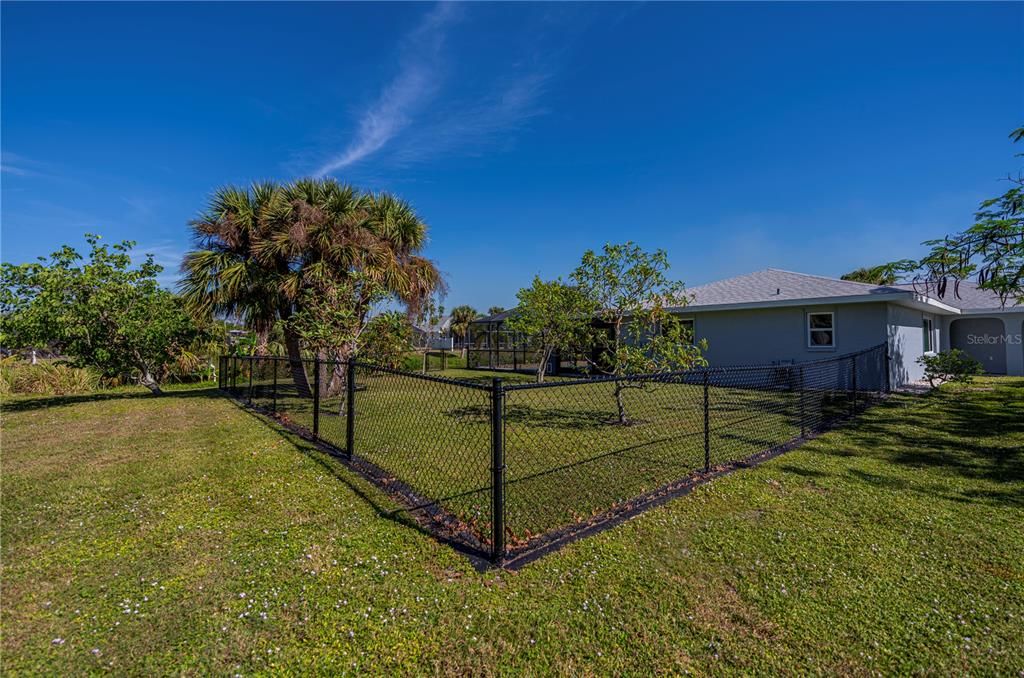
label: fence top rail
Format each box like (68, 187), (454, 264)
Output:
(502, 343), (887, 392)
(221, 353), (493, 391)
(353, 360), (493, 391)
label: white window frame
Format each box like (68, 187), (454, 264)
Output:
(807, 311), (835, 349)
(922, 315), (935, 354)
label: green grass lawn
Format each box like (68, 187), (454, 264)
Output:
(2, 378), (1022, 674)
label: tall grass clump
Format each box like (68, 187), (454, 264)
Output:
(0, 359), (101, 395)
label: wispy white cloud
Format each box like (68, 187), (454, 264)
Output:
(311, 2), (559, 176)
(1, 151), (44, 177)
(390, 71), (552, 166)
(313, 3), (459, 176)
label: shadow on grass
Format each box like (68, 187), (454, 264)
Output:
(816, 381), (1024, 507)
(0, 386), (223, 413)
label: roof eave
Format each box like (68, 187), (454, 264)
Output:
(958, 306), (1024, 315)
(670, 292), (916, 314)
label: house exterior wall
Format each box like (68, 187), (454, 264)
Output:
(682, 302), (888, 365)
(886, 304), (931, 385)
(674, 301), (996, 388)
(679, 302), (890, 389)
(675, 301), (1022, 387)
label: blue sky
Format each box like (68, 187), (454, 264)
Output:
(2, 1), (1022, 310)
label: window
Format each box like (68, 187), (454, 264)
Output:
(807, 312), (834, 348)
(679, 318), (695, 343)
(923, 316), (934, 353)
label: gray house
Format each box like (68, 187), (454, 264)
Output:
(674, 269), (1024, 387)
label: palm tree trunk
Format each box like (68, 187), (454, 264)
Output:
(283, 326), (312, 399)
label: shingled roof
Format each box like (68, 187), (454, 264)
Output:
(682, 268), (1020, 312)
(684, 269), (906, 308)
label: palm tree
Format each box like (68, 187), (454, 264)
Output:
(449, 305), (478, 350)
(181, 178), (442, 398)
(180, 182), (287, 349)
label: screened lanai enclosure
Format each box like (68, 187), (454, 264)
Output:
(465, 310), (609, 376)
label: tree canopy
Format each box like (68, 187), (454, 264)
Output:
(505, 278), (595, 383)
(180, 179), (443, 395)
(571, 242), (706, 424)
(1, 235), (212, 393)
(897, 126), (1024, 304)
(840, 264), (904, 286)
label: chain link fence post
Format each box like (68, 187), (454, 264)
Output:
(799, 365), (806, 437)
(852, 355), (858, 414)
(346, 357), (356, 459)
(247, 357), (254, 404)
(490, 377), (506, 562)
(313, 356), (321, 440)
(703, 370), (710, 472)
(849, 355), (856, 417)
(271, 358), (278, 414)
(884, 342), (891, 393)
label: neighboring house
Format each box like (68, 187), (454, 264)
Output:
(673, 269), (1024, 387)
(412, 315), (453, 350)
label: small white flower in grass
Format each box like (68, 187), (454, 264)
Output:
(52, 638), (65, 646)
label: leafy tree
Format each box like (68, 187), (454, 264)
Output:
(505, 278), (595, 383)
(571, 242), (707, 424)
(181, 179), (442, 397)
(840, 264), (905, 286)
(899, 127), (1024, 304)
(286, 273), (381, 360)
(449, 304), (478, 347)
(1, 235), (211, 394)
(487, 306), (505, 316)
(360, 311), (414, 368)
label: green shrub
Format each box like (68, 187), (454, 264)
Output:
(0, 360), (101, 395)
(917, 349), (984, 389)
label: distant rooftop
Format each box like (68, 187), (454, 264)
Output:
(471, 309), (517, 324)
(413, 315), (452, 333)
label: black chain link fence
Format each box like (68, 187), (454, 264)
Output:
(218, 343), (889, 563)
